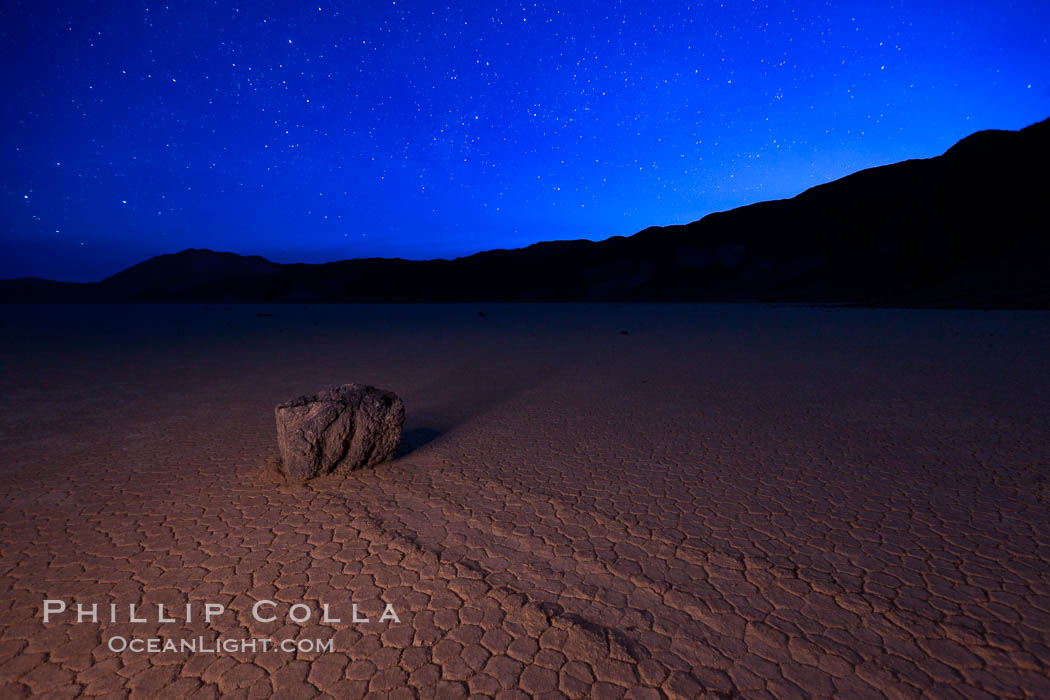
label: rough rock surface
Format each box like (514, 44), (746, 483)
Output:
(275, 383), (404, 481)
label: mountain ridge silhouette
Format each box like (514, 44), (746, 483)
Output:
(3, 117), (1048, 307)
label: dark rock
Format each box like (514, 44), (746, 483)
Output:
(274, 384), (405, 482)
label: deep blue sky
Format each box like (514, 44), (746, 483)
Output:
(2, 1), (1048, 282)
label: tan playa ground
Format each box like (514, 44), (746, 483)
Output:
(1, 303), (1049, 699)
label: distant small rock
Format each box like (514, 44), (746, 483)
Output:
(274, 384), (405, 482)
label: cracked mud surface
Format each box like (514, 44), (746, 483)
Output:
(1, 303), (1049, 698)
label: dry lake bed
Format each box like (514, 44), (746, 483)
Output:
(1, 303), (1048, 698)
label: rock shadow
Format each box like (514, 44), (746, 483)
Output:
(396, 426), (443, 458)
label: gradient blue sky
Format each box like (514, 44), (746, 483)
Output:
(2, 0), (1049, 281)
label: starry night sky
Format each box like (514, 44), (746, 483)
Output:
(2, 1), (1049, 282)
